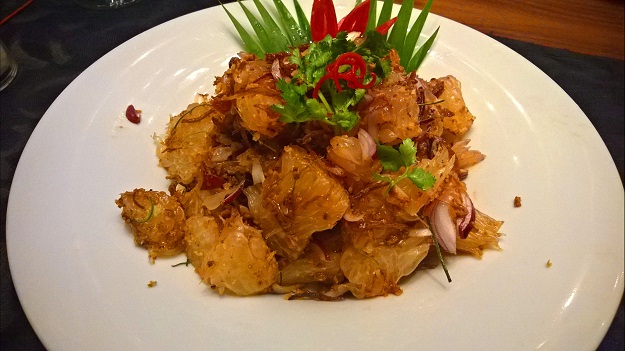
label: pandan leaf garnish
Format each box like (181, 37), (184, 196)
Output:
(222, 0), (438, 73)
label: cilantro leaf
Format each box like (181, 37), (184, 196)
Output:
(398, 138), (417, 167)
(272, 33), (390, 133)
(375, 138), (436, 193)
(371, 56), (392, 80)
(304, 98), (331, 120)
(296, 33), (356, 87)
(289, 48), (302, 67)
(276, 79), (307, 102)
(329, 32), (355, 58)
(377, 138), (417, 171)
(272, 78), (333, 125)
(271, 79), (308, 123)
(356, 31), (393, 59)
(406, 167), (436, 190)
(302, 39), (335, 85)
(330, 110), (360, 131)
(376, 144), (403, 172)
(328, 87), (364, 131)
(331, 87), (364, 109)
(355, 31), (392, 80)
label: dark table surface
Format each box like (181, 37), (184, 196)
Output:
(1, 0), (623, 350)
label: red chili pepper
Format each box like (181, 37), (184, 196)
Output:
(312, 75), (334, 98)
(337, 0), (370, 34)
(310, 0), (338, 42)
(375, 17), (398, 35)
(311, 0), (393, 42)
(125, 105), (141, 124)
(313, 52), (377, 98)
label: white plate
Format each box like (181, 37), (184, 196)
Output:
(7, 1), (623, 350)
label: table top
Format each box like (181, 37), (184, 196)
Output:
(1, 0), (623, 350)
(414, 0), (625, 60)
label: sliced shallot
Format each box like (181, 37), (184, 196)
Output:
(430, 201), (457, 254)
(342, 208), (364, 222)
(251, 159), (265, 184)
(211, 147), (233, 162)
(357, 128), (376, 159)
(457, 192), (475, 239)
(271, 59), (282, 80)
(221, 180), (246, 206)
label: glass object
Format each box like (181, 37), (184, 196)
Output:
(73, 0), (143, 10)
(0, 41), (18, 91)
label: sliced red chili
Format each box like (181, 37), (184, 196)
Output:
(313, 52), (377, 98)
(311, 0), (338, 41)
(312, 75), (335, 98)
(125, 104), (141, 124)
(337, 0), (370, 34)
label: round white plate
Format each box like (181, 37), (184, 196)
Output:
(7, 1), (623, 350)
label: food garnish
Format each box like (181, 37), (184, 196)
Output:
(373, 138), (436, 194)
(225, 0), (437, 70)
(427, 218), (452, 282)
(134, 197), (154, 223)
(171, 259), (191, 267)
(227, 0), (437, 131)
(125, 104), (141, 124)
(116, 0), (504, 299)
(272, 31), (391, 131)
(221, 0), (311, 58)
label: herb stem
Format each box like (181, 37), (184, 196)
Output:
(170, 103), (207, 134)
(171, 259), (191, 267)
(317, 91), (333, 113)
(427, 218), (452, 283)
(418, 99), (445, 106)
(134, 198), (154, 223)
(384, 172), (406, 195)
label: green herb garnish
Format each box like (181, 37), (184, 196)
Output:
(373, 138), (436, 193)
(134, 198), (154, 223)
(223, 0), (438, 71)
(386, 0), (438, 72)
(171, 259), (192, 267)
(221, 0), (311, 58)
(427, 218), (452, 283)
(222, 0), (440, 131)
(271, 32), (391, 132)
